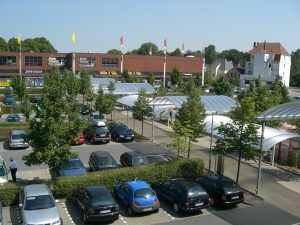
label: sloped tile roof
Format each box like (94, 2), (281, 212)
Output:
(248, 42), (290, 56)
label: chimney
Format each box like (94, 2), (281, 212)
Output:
(264, 40), (266, 50)
(253, 42), (256, 48)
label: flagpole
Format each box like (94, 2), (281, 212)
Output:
(163, 39), (167, 87)
(120, 36), (123, 74)
(19, 38), (22, 79)
(202, 44), (205, 87)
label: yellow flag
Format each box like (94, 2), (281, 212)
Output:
(17, 35), (21, 45)
(72, 33), (76, 43)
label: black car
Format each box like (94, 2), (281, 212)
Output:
(151, 178), (211, 213)
(145, 154), (172, 164)
(120, 151), (149, 167)
(79, 104), (90, 115)
(84, 121), (110, 144)
(73, 186), (119, 223)
(6, 114), (21, 122)
(109, 123), (134, 142)
(30, 95), (42, 103)
(89, 151), (118, 171)
(195, 173), (244, 207)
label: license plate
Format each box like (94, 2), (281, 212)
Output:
(231, 196), (239, 200)
(126, 137), (131, 139)
(100, 134), (106, 137)
(195, 202), (203, 206)
(143, 207), (152, 212)
(100, 209), (111, 214)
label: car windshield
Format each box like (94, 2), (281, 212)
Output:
(132, 156), (149, 166)
(7, 117), (19, 122)
(187, 186), (207, 198)
(63, 160), (84, 170)
(0, 167), (6, 176)
(117, 126), (129, 132)
(134, 188), (155, 198)
(146, 155), (168, 163)
(25, 195), (55, 210)
(95, 127), (108, 133)
(12, 134), (24, 140)
(91, 191), (116, 207)
(93, 114), (104, 119)
(96, 157), (117, 167)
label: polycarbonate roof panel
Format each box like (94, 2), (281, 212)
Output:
(204, 115), (300, 151)
(90, 78), (115, 85)
(113, 83), (155, 95)
(150, 95), (236, 114)
(256, 102), (300, 121)
(117, 95), (139, 107)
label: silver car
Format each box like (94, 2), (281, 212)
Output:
(19, 184), (61, 225)
(8, 130), (29, 149)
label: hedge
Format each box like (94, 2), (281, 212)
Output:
(53, 158), (205, 198)
(0, 183), (21, 206)
(0, 105), (22, 114)
(0, 122), (29, 141)
(0, 88), (43, 95)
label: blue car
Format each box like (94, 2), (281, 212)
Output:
(59, 158), (87, 176)
(114, 180), (160, 216)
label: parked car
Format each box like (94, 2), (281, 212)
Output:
(19, 184), (61, 225)
(70, 131), (85, 145)
(5, 97), (16, 105)
(73, 186), (119, 223)
(0, 201), (2, 225)
(0, 157), (8, 184)
(59, 158), (87, 176)
(151, 178), (211, 213)
(109, 123), (134, 142)
(114, 180), (160, 216)
(30, 95), (42, 103)
(8, 130), (29, 149)
(89, 151), (118, 171)
(4, 92), (15, 98)
(84, 120), (110, 144)
(5, 114), (21, 122)
(145, 154), (172, 164)
(195, 173), (244, 207)
(89, 111), (106, 122)
(120, 151), (149, 167)
(79, 104), (90, 115)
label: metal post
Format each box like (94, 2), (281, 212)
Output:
(19, 41), (22, 78)
(121, 54), (123, 74)
(256, 121), (265, 195)
(151, 105), (155, 142)
(209, 113), (214, 171)
(72, 52), (75, 75)
(163, 54), (166, 87)
(271, 145), (275, 166)
(127, 109), (129, 126)
(201, 45), (205, 87)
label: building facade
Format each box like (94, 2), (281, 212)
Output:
(240, 42), (291, 87)
(0, 52), (203, 87)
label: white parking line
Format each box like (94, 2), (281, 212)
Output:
(161, 209), (175, 220)
(61, 201), (75, 224)
(120, 215), (129, 224)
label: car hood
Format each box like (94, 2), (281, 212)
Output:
(118, 131), (133, 135)
(23, 206), (60, 224)
(60, 168), (87, 176)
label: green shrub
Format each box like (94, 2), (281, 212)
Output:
(0, 96), (4, 103)
(0, 123), (29, 141)
(27, 88), (43, 94)
(53, 158), (205, 198)
(0, 88), (13, 95)
(1, 105), (22, 114)
(0, 183), (20, 206)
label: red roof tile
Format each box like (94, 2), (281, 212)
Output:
(248, 42), (289, 56)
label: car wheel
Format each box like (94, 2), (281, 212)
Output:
(128, 206), (134, 216)
(106, 140), (110, 144)
(173, 203), (180, 213)
(154, 208), (159, 213)
(90, 139), (93, 144)
(116, 137), (119, 142)
(83, 212), (89, 224)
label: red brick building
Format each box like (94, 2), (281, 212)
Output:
(0, 52), (203, 87)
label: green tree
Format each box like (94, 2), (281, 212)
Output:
(156, 84), (168, 96)
(218, 49), (247, 67)
(107, 49), (122, 55)
(0, 37), (8, 51)
(213, 97), (260, 183)
(290, 49), (300, 87)
(107, 81), (116, 120)
(170, 48), (182, 56)
(165, 131), (189, 157)
(20, 93), (32, 122)
(172, 88), (206, 158)
(10, 76), (27, 103)
(170, 68), (182, 85)
(132, 89), (152, 136)
(7, 38), (19, 52)
(23, 68), (77, 174)
(212, 76), (233, 96)
(183, 78), (196, 95)
(95, 86), (115, 118)
(147, 73), (155, 86)
(205, 44), (217, 64)
(79, 71), (92, 105)
(137, 42), (159, 55)
(270, 76), (290, 104)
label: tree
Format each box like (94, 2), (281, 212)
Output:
(132, 89), (152, 136)
(107, 49), (122, 55)
(212, 76), (233, 96)
(270, 76), (290, 104)
(213, 97), (260, 183)
(169, 48), (182, 56)
(218, 49), (247, 67)
(0, 37), (8, 51)
(290, 49), (300, 87)
(183, 78), (196, 95)
(155, 84), (168, 97)
(7, 38), (19, 52)
(147, 73), (155, 86)
(205, 44), (217, 64)
(79, 71), (92, 105)
(165, 131), (188, 157)
(95, 86), (115, 118)
(10, 76), (27, 103)
(137, 42), (159, 55)
(6, 37), (57, 52)
(107, 81), (116, 120)
(170, 68), (182, 85)
(23, 68), (77, 174)
(172, 88), (206, 158)
(20, 93), (32, 122)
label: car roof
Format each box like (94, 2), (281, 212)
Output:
(91, 151), (113, 158)
(84, 186), (109, 197)
(69, 157), (81, 161)
(24, 184), (50, 197)
(93, 120), (106, 126)
(125, 151), (144, 157)
(8, 114), (19, 117)
(126, 180), (150, 191)
(170, 178), (200, 189)
(11, 130), (26, 135)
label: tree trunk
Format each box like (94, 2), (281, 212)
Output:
(187, 138), (191, 158)
(236, 149), (242, 184)
(83, 94), (85, 105)
(111, 110), (113, 121)
(141, 118), (144, 136)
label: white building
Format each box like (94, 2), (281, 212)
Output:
(240, 42), (291, 87)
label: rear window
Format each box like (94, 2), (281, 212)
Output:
(25, 195), (55, 210)
(187, 186), (207, 198)
(0, 167), (6, 176)
(12, 134), (24, 140)
(93, 114), (104, 120)
(132, 156), (149, 166)
(96, 157), (117, 167)
(63, 160), (84, 170)
(134, 188), (155, 198)
(91, 190), (116, 207)
(95, 126), (108, 133)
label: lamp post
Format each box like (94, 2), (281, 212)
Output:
(209, 112), (215, 172)
(256, 121), (265, 195)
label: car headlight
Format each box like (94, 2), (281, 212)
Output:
(131, 134), (135, 137)
(52, 219), (60, 225)
(119, 135), (124, 138)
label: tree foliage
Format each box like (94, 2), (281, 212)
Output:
(218, 49), (247, 67)
(147, 73), (155, 86)
(170, 68), (182, 85)
(2, 37), (57, 52)
(95, 86), (116, 116)
(79, 71), (92, 105)
(213, 97), (260, 183)
(10, 76), (27, 103)
(107, 49), (122, 55)
(212, 76), (233, 96)
(290, 49), (300, 87)
(205, 44), (217, 64)
(23, 68), (77, 173)
(169, 48), (182, 56)
(0, 37), (8, 51)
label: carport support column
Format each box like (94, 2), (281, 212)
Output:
(152, 105), (155, 142)
(271, 145), (275, 166)
(209, 113), (214, 172)
(127, 109), (129, 126)
(256, 121), (265, 195)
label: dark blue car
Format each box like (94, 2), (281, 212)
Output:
(114, 180), (160, 216)
(60, 158), (87, 176)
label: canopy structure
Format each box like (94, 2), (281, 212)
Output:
(108, 83), (155, 95)
(150, 95), (236, 114)
(91, 78), (115, 93)
(117, 95), (139, 108)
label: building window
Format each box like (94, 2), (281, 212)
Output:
(102, 58), (118, 67)
(0, 56), (17, 66)
(79, 57), (95, 67)
(25, 56), (42, 66)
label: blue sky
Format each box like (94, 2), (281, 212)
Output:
(1, 0), (300, 53)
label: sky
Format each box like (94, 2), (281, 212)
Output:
(1, 0), (300, 54)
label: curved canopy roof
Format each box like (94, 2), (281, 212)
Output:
(150, 95), (236, 114)
(111, 83), (155, 95)
(256, 102), (300, 121)
(205, 115), (300, 151)
(117, 95), (139, 107)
